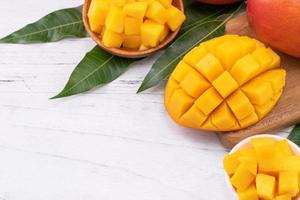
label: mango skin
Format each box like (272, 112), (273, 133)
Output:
(247, 0), (300, 58)
(196, 0), (243, 5)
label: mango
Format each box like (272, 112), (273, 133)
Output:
(248, 0), (300, 58)
(278, 171), (299, 197)
(165, 35), (286, 131)
(231, 162), (256, 191)
(256, 173), (276, 200)
(224, 138), (300, 200)
(87, 0), (185, 50)
(274, 195), (292, 200)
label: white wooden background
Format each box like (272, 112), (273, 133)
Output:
(0, 1), (292, 200)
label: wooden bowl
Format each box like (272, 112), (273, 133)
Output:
(83, 0), (184, 58)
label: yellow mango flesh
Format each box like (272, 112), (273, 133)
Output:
(256, 173), (276, 200)
(165, 35), (286, 131)
(88, 0), (185, 50)
(224, 138), (300, 200)
(237, 184), (258, 200)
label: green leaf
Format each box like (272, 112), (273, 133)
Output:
(52, 46), (137, 99)
(137, 2), (245, 93)
(288, 124), (300, 147)
(0, 6), (87, 43)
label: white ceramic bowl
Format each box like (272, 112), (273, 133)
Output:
(224, 134), (300, 199)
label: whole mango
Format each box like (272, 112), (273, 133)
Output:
(164, 35), (286, 132)
(247, 0), (300, 58)
(197, 0), (242, 5)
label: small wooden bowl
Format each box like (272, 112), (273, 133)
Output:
(83, 0), (184, 58)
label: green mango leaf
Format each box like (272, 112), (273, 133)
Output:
(288, 124), (300, 147)
(52, 46), (137, 99)
(0, 6), (87, 43)
(137, 2), (245, 93)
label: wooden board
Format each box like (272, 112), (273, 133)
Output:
(218, 15), (300, 149)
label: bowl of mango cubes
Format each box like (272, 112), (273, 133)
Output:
(224, 134), (300, 200)
(83, 0), (186, 58)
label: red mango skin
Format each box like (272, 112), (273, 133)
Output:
(247, 0), (300, 58)
(196, 0), (242, 4)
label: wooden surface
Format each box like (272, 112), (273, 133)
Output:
(218, 15), (300, 149)
(0, 2), (293, 200)
(83, 0), (184, 58)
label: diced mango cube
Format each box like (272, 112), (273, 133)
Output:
(253, 142), (281, 174)
(251, 137), (277, 148)
(124, 17), (142, 35)
(278, 171), (299, 197)
(88, 0), (109, 33)
(223, 151), (240, 176)
(159, 25), (169, 42)
(276, 140), (293, 157)
(257, 69), (286, 94)
(146, 1), (167, 24)
(111, 0), (126, 6)
(281, 156), (300, 172)
(195, 88), (223, 115)
(157, 0), (172, 7)
(141, 20), (165, 47)
(164, 78), (179, 104)
(166, 5), (186, 31)
(231, 163), (256, 191)
(212, 71), (239, 98)
(123, 2), (148, 19)
(237, 184), (258, 200)
(256, 173), (276, 200)
(105, 6), (125, 33)
(236, 36), (256, 55)
(238, 156), (257, 175)
(102, 29), (124, 48)
(123, 35), (141, 49)
(180, 70), (210, 98)
(226, 90), (254, 120)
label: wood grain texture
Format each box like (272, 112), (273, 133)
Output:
(83, 0), (184, 58)
(218, 15), (300, 149)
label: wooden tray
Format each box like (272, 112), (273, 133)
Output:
(218, 15), (300, 149)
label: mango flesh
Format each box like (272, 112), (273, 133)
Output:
(165, 35), (286, 132)
(247, 0), (300, 58)
(88, 0), (185, 50)
(223, 138), (300, 200)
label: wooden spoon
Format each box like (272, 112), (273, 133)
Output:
(218, 15), (300, 149)
(82, 0), (184, 58)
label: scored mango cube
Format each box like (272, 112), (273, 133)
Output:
(166, 5), (186, 31)
(165, 35), (286, 131)
(141, 20), (165, 47)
